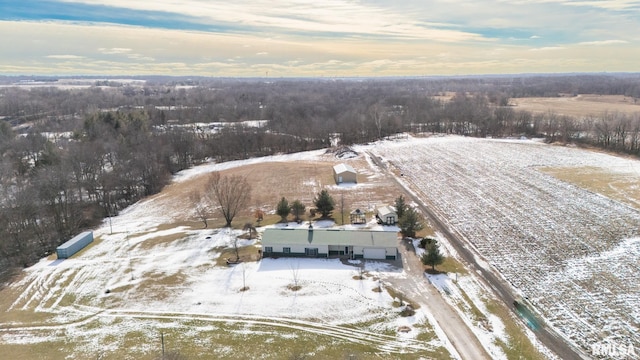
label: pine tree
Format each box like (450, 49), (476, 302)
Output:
(421, 241), (444, 271)
(313, 190), (335, 218)
(276, 197), (290, 222)
(291, 200), (306, 223)
(398, 206), (424, 238)
(395, 195), (407, 219)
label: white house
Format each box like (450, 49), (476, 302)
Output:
(376, 206), (398, 225)
(333, 163), (357, 184)
(261, 226), (398, 260)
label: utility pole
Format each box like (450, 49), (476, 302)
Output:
(161, 331), (165, 359)
(127, 232), (134, 281)
(108, 192), (113, 235)
(341, 193), (345, 225)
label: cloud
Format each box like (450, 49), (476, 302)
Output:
(578, 39), (628, 46)
(529, 46), (566, 51)
(98, 47), (132, 54)
(46, 54), (85, 59)
(1, 0), (640, 77)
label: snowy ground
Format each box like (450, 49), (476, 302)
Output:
(369, 135), (640, 354)
(0, 150), (449, 359)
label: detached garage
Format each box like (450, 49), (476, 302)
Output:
(333, 163), (357, 184)
(262, 227), (398, 260)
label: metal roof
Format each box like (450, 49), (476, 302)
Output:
(333, 163), (356, 174)
(377, 206), (397, 217)
(262, 228), (397, 247)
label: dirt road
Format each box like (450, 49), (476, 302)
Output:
(383, 240), (491, 360)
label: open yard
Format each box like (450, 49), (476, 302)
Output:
(370, 136), (640, 354)
(0, 150), (451, 360)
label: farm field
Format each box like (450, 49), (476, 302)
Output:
(370, 136), (640, 354)
(511, 94), (640, 117)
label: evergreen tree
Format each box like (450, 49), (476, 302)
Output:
(398, 206), (424, 238)
(395, 195), (407, 219)
(313, 190), (335, 218)
(291, 200), (306, 223)
(421, 241), (444, 271)
(276, 197), (290, 222)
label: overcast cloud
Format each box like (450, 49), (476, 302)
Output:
(0, 0), (638, 76)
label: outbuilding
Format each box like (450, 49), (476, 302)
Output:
(56, 231), (94, 259)
(376, 206), (398, 225)
(262, 227), (398, 260)
(333, 163), (357, 184)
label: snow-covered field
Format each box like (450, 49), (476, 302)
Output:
(371, 135), (640, 353)
(0, 151), (448, 359)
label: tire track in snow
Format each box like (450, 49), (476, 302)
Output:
(0, 306), (435, 354)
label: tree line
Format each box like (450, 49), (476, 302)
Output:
(1, 74), (640, 281)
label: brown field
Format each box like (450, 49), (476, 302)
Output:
(156, 153), (406, 228)
(511, 94), (640, 117)
(540, 165), (640, 210)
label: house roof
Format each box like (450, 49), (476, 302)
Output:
(262, 228), (397, 247)
(333, 163), (356, 174)
(377, 206), (397, 217)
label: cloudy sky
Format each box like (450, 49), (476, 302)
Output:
(0, 0), (639, 77)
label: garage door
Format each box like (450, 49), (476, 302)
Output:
(363, 248), (386, 260)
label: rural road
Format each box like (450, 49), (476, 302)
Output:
(383, 241), (490, 360)
(366, 150), (589, 360)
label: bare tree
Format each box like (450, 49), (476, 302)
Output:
(206, 172), (251, 227)
(289, 262), (301, 291)
(189, 190), (209, 228)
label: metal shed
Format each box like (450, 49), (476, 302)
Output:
(376, 206), (398, 225)
(333, 163), (357, 184)
(56, 231), (94, 259)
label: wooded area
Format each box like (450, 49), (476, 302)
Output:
(1, 74), (639, 281)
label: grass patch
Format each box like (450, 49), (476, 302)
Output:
(485, 299), (547, 360)
(438, 257), (469, 275)
(457, 286), (487, 324)
(215, 244), (261, 266)
(136, 230), (190, 251)
(385, 286), (420, 310)
(135, 272), (187, 301)
(540, 166), (640, 211)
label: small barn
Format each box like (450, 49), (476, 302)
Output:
(333, 163), (357, 184)
(262, 227), (398, 260)
(350, 209), (367, 224)
(376, 206), (398, 225)
(56, 231), (94, 259)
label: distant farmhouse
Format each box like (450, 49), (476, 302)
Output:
(333, 163), (357, 184)
(262, 226), (397, 260)
(376, 206), (398, 225)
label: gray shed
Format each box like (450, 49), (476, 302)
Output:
(376, 206), (398, 225)
(57, 231), (94, 259)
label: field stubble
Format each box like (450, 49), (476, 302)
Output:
(373, 136), (640, 353)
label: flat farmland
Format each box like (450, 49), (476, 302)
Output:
(372, 136), (640, 353)
(511, 94), (640, 117)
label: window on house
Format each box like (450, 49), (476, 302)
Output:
(264, 247), (273, 253)
(283, 247), (291, 254)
